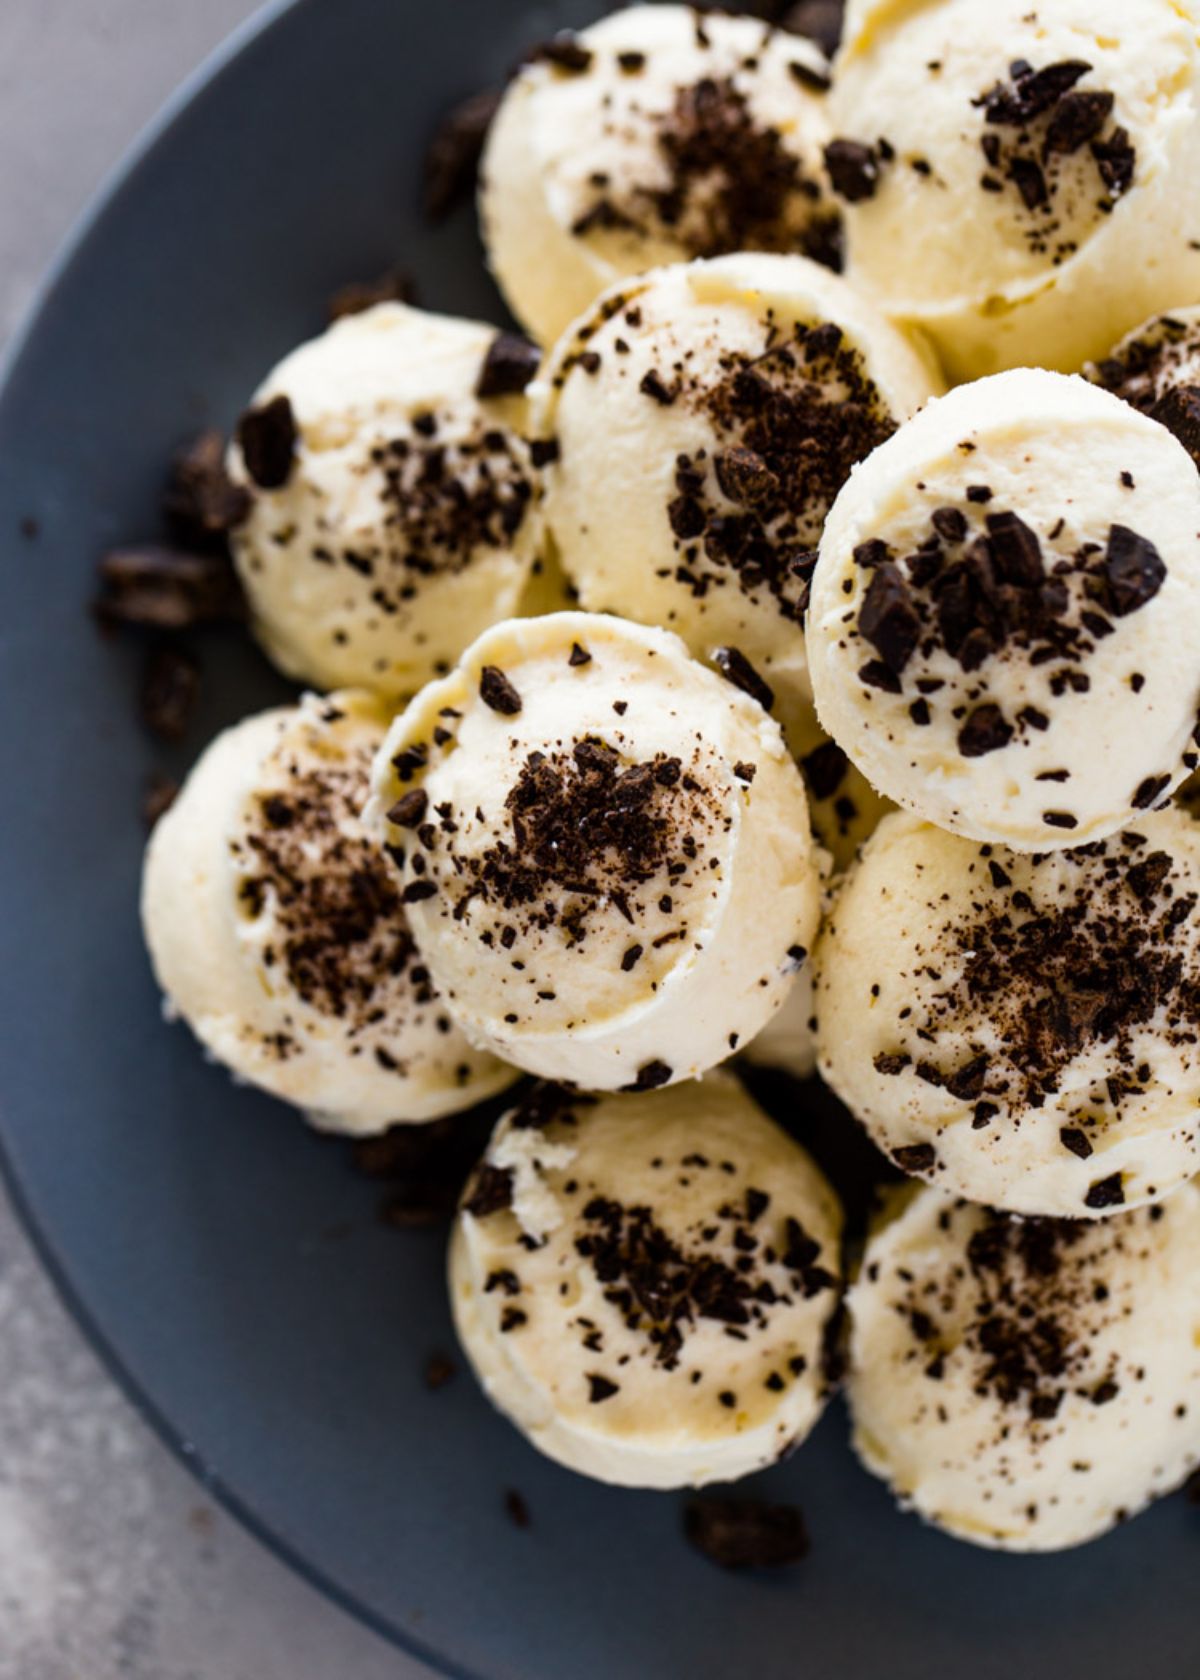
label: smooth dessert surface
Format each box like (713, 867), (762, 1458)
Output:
(451, 1074), (844, 1488)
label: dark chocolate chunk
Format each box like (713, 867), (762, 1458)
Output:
(568, 641), (592, 667)
(463, 1163), (515, 1218)
(715, 446), (779, 506)
(801, 740), (848, 801)
(530, 437), (560, 468)
(533, 32), (593, 73)
(625, 1059), (673, 1092)
(1044, 89), (1114, 154)
(236, 395), (297, 490)
(1059, 1126), (1093, 1159)
(1083, 1172), (1124, 1210)
(985, 509), (1043, 586)
(639, 368), (678, 406)
(163, 429), (251, 549)
(96, 543), (244, 630)
(1132, 773), (1171, 810)
(479, 665), (523, 715)
(423, 87), (501, 221)
(712, 645), (774, 712)
(140, 644), (199, 741)
(931, 505), (968, 544)
(402, 880), (439, 903)
(957, 703), (1013, 758)
(1092, 126), (1135, 198)
(504, 1489), (531, 1528)
(893, 1142), (937, 1175)
(684, 1497), (809, 1570)
(1007, 155), (1048, 210)
(857, 659), (902, 694)
(476, 332), (540, 399)
(1150, 384), (1200, 467)
(387, 789), (429, 829)
(1042, 811), (1078, 830)
(1104, 524), (1165, 616)
(587, 1373), (619, 1403)
(327, 266), (417, 322)
(859, 562), (920, 675)
(824, 138), (880, 202)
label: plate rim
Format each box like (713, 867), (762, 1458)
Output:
(0, 1), (478, 1670)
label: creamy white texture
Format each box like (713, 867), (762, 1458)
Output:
(847, 1183), (1200, 1551)
(807, 370), (1200, 851)
(481, 5), (838, 345)
(815, 809), (1200, 1217)
(536, 252), (941, 716)
(451, 1074), (843, 1488)
(227, 303), (539, 697)
(141, 692), (516, 1133)
(831, 0), (1200, 380)
(367, 612), (821, 1090)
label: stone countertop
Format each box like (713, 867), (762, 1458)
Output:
(0, 4), (431, 1675)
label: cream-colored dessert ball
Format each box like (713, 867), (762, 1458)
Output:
(451, 1073), (843, 1488)
(806, 370), (1200, 851)
(536, 252), (941, 713)
(815, 809), (1200, 1217)
(227, 302), (541, 696)
(481, 5), (840, 346)
(141, 692), (517, 1133)
(828, 0), (1200, 381)
(366, 612), (821, 1091)
(847, 1183), (1200, 1551)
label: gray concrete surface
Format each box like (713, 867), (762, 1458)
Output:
(0, 4), (432, 1675)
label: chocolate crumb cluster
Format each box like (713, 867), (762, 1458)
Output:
(400, 730), (728, 992)
(872, 830), (1200, 1177)
(232, 723), (451, 1061)
(655, 315), (898, 620)
(850, 495), (1168, 774)
(1089, 313), (1200, 468)
(971, 59), (1136, 257)
(564, 50), (841, 270)
(878, 1199), (1161, 1431)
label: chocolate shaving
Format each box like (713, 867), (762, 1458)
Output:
(236, 395), (297, 491)
(140, 644), (199, 741)
(476, 332), (540, 399)
(684, 1497), (808, 1570)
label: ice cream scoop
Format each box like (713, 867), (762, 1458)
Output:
(806, 369), (1200, 850)
(451, 1073), (843, 1487)
(829, 0), (1200, 380)
(366, 612), (821, 1091)
(535, 251), (941, 719)
(227, 302), (541, 697)
(815, 808), (1200, 1217)
(847, 1181), (1200, 1550)
(141, 691), (516, 1133)
(481, 5), (840, 346)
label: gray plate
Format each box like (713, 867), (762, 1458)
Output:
(0, 2), (1197, 1675)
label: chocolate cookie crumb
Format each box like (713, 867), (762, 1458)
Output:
(684, 1496), (809, 1570)
(893, 1142), (937, 1175)
(163, 430), (251, 549)
(824, 138), (881, 202)
(479, 665), (523, 715)
(236, 395), (297, 491)
(1084, 1173), (1125, 1210)
(476, 332), (541, 399)
(96, 544), (244, 630)
(423, 87), (501, 221)
(504, 1488), (532, 1528)
(140, 644), (199, 741)
(712, 645), (775, 712)
(464, 1163), (515, 1218)
(587, 1373), (619, 1402)
(328, 266), (418, 321)
(425, 1352), (456, 1390)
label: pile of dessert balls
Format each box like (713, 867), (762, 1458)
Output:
(141, 2), (1200, 1553)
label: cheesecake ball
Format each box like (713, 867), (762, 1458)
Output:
(828, 0), (1200, 380)
(367, 612), (821, 1091)
(1087, 305), (1200, 470)
(806, 370), (1200, 851)
(141, 692), (517, 1133)
(481, 5), (840, 346)
(228, 302), (541, 696)
(451, 1073), (843, 1487)
(815, 809), (1200, 1217)
(847, 1183), (1200, 1551)
(536, 252), (941, 713)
